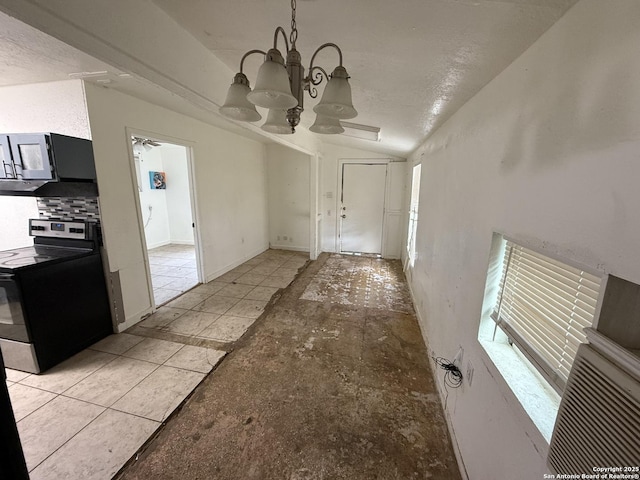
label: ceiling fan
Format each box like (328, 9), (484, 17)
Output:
(132, 136), (162, 149)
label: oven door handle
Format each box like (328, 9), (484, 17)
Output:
(0, 273), (16, 282)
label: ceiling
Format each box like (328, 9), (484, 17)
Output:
(0, 0), (578, 156)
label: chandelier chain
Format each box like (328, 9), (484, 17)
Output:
(290, 0), (298, 47)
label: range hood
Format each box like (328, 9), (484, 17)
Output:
(0, 133), (99, 197)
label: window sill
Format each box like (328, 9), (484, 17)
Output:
(479, 337), (561, 442)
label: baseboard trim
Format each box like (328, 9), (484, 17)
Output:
(268, 244), (310, 252)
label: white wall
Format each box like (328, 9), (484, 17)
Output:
(83, 82), (269, 328)
(266, 144), (310, 252)
(161, 145), (194, 245)
(403, 1), (640, 478)
(319, 143), (405, 256)
(136, 147), (170, 249)
(0, 80), (90, 249)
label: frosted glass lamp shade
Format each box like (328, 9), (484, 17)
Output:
(261, 109), (293, 134)
(247, 59), (298, 109)
(313, 66), (357, 120)
(309, 114), (344, 134)
(219, 76), (262, 122)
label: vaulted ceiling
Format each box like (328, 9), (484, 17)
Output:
(0, 0), (578, 156)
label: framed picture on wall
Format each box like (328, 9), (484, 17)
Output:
(149, 171), (166, 190)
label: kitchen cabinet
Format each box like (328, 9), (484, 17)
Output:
(0, 134), (53, 180)
(8, 134), (54, 180)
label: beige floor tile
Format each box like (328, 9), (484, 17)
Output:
(164, 345), (226, 374)
(190, 281), (226, 295)
(151, 275), (177, 288)
(17, 396), (104, 472)
(193, 295), (240, 315)
(251, 264), (280, 275)
(226, 299), (268, 319)
(20, 349), (117, 394)
(215, 270), (245, 283)
(235, 272), (268, 286)
(138, 306), (188, 329)
(243, 257), (264, 266)
(261, 275), (294, 288)
(282, 257), (309, 269)
(217, 283), (256, 299)
(149, 264), (174, 276)
(164, 310), (220, 336)
(153, 287), (182, 305)
(5, 368), (31, 383)
(273, 267), (299, 277)
(163, 276), (199, 291)
(29, 409), (159, 480)
(112, 366), (204, 421)
(245, 285), (279, 301)
(166, 291), (212, 309)
(162, 266), (198, 279)
(198, 316), (256, 342)
(163, 257), (193, 267)
(89, 333), (144, 355)
(122, 338), (184, 364)
(8, 384), (57, 421)
(229, 264), (253, 274)
(63, 356), (158, 407)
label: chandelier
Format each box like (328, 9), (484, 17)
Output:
(219, 0), (357, 135)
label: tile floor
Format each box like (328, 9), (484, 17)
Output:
(133, 249), (309, 345)
(4, 248), (309, 480)
(148, 244), (198, 305)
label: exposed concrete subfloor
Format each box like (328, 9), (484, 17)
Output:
(116, 253), (462, 480)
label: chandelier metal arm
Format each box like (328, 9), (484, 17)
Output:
(239, 49), (266, 73)
(273, 26), (290, 53)
(305, 65), (329, 98)
(308, 43), (344, 72)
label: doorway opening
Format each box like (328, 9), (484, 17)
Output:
(339, 163), (387, 256)
(131, 136), (200, 306)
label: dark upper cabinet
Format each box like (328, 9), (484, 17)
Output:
(0, 133), (96, 182)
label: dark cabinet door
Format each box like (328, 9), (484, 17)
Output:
(0, 135), (15, 179)
(8, 134), (54, 180)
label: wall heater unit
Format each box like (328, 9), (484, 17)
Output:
(548, 342), (640, 474)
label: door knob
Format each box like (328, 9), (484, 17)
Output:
(341, 214), (346, 219)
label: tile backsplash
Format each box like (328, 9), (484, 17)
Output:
(37, 197), (101, 223)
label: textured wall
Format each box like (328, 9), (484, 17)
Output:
(403, 1), (640, 478)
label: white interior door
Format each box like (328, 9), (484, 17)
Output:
(340, 163), (387, 254)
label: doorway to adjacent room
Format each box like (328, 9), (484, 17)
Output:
(130, 135), (201, 306)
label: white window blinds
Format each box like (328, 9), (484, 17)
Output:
(491, 241), (601, 392)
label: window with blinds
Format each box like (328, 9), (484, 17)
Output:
(491, 241), (601, 393)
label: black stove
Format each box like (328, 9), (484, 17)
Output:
(0, 245), (92, 271)
(0, 219), (113, 373)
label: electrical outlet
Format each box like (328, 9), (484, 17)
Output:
(283, 235), (288, 241)
(466, 360), (474, 386)
(277, 235), (280, 241)
(289, 237), (293, 242)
